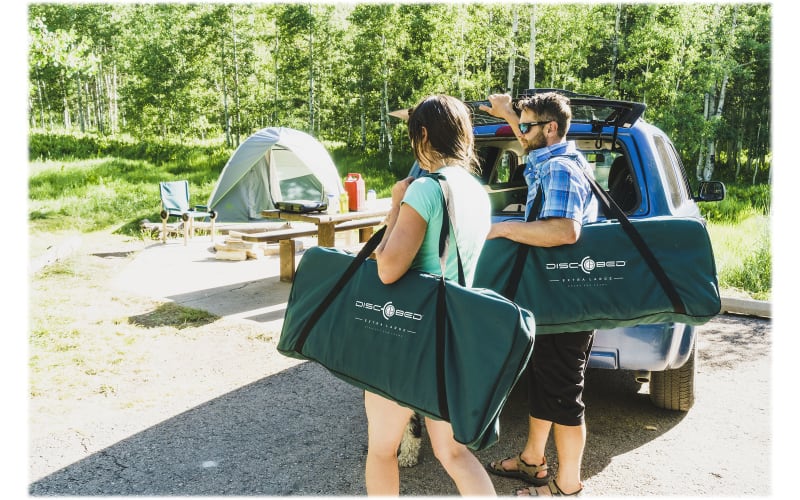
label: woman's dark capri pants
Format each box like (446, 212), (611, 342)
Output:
(527, 330), (595, 426)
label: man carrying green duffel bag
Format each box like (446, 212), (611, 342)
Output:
(479, 91), (598, 497)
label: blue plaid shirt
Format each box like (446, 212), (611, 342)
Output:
(524, 141), (598, 224)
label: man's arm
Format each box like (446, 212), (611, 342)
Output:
(479, 94), (527, 148)
(487, 217), (581, 247)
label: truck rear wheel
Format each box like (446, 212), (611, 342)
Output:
(649, 345), (696, 411)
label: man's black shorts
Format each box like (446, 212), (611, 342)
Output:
(527, 330), (594, 426)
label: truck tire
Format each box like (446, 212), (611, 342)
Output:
(649, 345), (696, 411)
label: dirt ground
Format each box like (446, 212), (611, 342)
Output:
(26, 232), (294, 482)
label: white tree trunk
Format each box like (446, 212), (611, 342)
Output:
(611, 3), (621, 87)
(360, 92), (366, 150)
(703, 72), (729, 180)
(485, 11), (493, 97)
(528, 7), (536, 90)
(308, 29), (315, 135)
(507, 10), (518, 93)
(697, 92), (710, 181)
(703, 139), (715, 181)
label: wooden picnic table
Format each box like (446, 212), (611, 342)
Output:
(259, 199), (391, 282)
(261, 198), (391, 247)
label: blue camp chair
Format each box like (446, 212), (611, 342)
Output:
(159, 180), (216, 245)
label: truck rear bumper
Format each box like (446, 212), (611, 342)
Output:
(589, 323), (695, 371)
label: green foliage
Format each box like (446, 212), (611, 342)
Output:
(29, 131), (231, 166)
(128, 303), (218, 329)
(707, 215), (771, 301)
(720, 238), (771, 301)
(701, 182), (772, 300)
(28, 135), (231, 234)
(27, 3), (771, 184)
(328, 144), (415, 198)
(700, 183), (771, 224)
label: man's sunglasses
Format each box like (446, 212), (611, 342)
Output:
(518, 120), (552, 134)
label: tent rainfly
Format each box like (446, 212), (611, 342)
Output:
(207, 127), (344, 222)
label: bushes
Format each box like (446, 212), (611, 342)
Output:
(720, 237), (771, 301)
(698, 182), (771, 300)
(700, 183), (771, 224)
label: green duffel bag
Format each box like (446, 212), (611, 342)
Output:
(278, 175), (535, 451)
(474, 170), (721, 334)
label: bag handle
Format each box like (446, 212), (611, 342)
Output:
(501, 188), (543, 299)
(501, 156), (687, 316)
(293, 172), (462, 421)
(429, 173), (462, 422)
(431, 173), (466, 286)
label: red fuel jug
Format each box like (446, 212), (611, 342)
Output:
(344, 173), (366, 211)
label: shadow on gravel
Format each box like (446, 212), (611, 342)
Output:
(579, 368), (687, 479)
(166, 275), (291, 324)
(30, 346), (706, 496)
(29, 362), (368, 496)
(31, 362), (681, 496)
(465, 369), (686, 495)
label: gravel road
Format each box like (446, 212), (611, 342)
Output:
(28, 315), (773, 496)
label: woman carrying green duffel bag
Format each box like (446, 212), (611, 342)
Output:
(366, 95), (495, 496)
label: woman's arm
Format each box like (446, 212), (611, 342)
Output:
(374, 177), (427, 284)
(375, 204), (427, 284)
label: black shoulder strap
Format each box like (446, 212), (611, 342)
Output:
(294, 226), (386, 354)
(580, 169), (686, 315)
(500, 155), (686, 316)
(501, 186), (542, 299)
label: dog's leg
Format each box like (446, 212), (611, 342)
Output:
(397, 412), (422, 468)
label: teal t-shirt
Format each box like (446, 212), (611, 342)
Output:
(401, 166), (491, 286)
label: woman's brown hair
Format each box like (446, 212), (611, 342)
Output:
(407, 95), (479, 174)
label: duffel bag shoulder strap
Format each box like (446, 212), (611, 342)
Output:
(580, 168), (686, 315)
(294, 226), (388, 353)
(501, 156), (686, 316)
(502, 187), (543, 299)
(429, 173), (466, 286)
(427, 172), (466, 422)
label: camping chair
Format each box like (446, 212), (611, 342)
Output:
(159, 180), (217, 245)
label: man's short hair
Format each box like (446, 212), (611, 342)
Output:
(517, 92), (572, 138)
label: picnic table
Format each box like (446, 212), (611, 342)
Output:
(257, 199), (391, 281)
(260, 198), (391, 247)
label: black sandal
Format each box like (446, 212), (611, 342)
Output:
(485, 454), (550, 486)
(514, 480), (583, 496)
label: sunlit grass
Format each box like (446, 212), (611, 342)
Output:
(707, 215), (771, 300)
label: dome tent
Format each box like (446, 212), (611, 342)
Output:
(208, 127), (344, 222)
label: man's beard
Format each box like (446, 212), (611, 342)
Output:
(523, 130), (547, 153)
